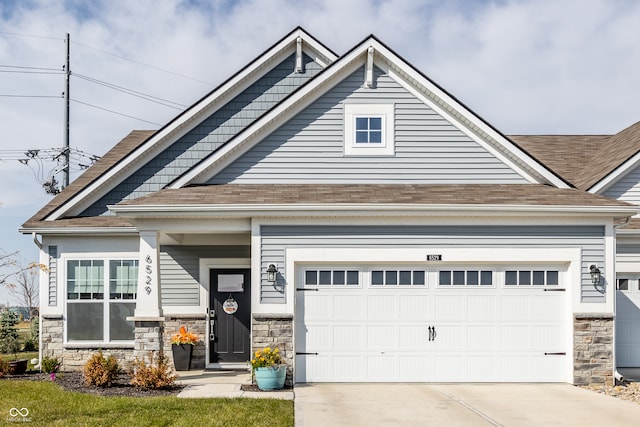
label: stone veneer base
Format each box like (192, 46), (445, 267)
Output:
(252, 313), (294, 386)
(574, 313), (614, 386)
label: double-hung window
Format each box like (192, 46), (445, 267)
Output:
(66, 259), (138, 342)
(344, 103), (394, 155)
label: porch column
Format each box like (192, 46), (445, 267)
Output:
(133, 231), (163, 318)
(129, 231), (164, 361)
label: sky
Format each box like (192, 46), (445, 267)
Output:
(1, 0), (640, 304)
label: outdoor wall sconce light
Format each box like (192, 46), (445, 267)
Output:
(590, 264), (601, 285)
(267, 264), (278, 284)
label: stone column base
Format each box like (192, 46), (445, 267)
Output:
(252, 313), (294, 386)
(574, 313), (613, 386)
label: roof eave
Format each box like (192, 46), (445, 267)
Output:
(108, 203), (639, 218)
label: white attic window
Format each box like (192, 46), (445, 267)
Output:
(344, 103), (395, 156)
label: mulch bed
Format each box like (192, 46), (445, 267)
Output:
(2, 370), (184, 397)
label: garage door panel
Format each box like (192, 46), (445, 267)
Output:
(334, 295), (365, 319)
(299, 294), (332, 319)
(399, 295), (432, 320)
(334, 325), (365, 349)
(532, 325), (564, 349)
(367, 294), (397, 320)
(398, 355), (431, 381)
(434, 295), (466, 320)
(433, 325), (466, 351)
(467, 325), (497, 350)
(617, 289), (640, 366)
(399, 325), (429, 350)
(367, 356), (399, 380)
(501, 296), (531, 321)
(467, 295), (498, 321)
(296, 265), (567, 383)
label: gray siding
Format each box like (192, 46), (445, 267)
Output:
(210, 67), (527, 184)
(48, 246), (57, 306)
(82, 54), (323, 216)
(160, 245), (250, 306)
(260, 225), (605, 303)
(602, 164), (640, 204)
(617, 243), (640, 255)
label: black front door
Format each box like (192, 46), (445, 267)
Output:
(210, 269), (251, 363)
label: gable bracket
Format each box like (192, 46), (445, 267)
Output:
(295, 36), (304, 73)
(365, 47), (375, 88)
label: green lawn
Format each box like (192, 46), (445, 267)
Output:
(0, 380), (294, 427)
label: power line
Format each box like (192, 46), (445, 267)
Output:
(0, 69), (64, 74)
(0, 31), (62, 41)
(70, 99), (162, 126)
(71, 40), (215, 86)
(0, 94), (62, 98)
(0, 64), (63, 72)
(73, 72), (186, 109)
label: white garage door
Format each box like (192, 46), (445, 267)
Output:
(616, 275), (640, 366)
(295, 266), (568, 383)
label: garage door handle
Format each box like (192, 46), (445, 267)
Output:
(544, 352), (566, 356)
(543, 288), (566, 292)
(428, 326), (436, 341)
(296, 288), (319, 292)
(296, 352), (318, 356)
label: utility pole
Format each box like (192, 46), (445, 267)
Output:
(63, 33), (70, 189)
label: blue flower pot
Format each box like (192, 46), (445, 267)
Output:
(254, 365), (286, 390)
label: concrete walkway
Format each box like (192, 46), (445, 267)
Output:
(175, 370), (293, 400)
(295, 383), (640, 427)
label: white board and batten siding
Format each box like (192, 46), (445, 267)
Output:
(209, 66), (528, 185)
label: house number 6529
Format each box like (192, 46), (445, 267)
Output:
(144, 255), (153, 295)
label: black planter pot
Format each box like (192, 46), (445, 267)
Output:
(8, 359), (28, 375)
(171, 344), (193, 371)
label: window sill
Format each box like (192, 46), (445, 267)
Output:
(64, 343), (135, 350)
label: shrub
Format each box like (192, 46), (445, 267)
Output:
(0, 356), (7, 378)
(42, 356), (61, 374)
(129, 350), (177, 390)
(23, 338), (37, 352)
(0, 309), (20, 356)
(83, 351), (120, 387)
(24, 317), (39, 351)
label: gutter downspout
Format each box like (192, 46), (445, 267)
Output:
(32, 232), (43, 371)
(32, 232), (42, 249)
(613, 216), (632, 384)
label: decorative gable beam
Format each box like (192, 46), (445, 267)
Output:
(365, 47), (375, 88)
(295, 36), (304, 73)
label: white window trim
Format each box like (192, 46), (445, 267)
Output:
(63, 253), (139, 345)
(344, 103), (395, 156)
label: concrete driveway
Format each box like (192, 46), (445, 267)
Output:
(295, 383), (640, 426)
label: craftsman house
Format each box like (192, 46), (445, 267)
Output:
(22, 28), (640, 386)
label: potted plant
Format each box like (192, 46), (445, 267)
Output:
(250, 347), (286, 390)
(170, 326), (199, 371)
(0, 309), (27, 375)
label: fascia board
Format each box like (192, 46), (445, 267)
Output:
(369, 41), (568, 188)
(19, 226), (138, 235)
(109, 203), (639, 218)
(46, 29), (336, 221)
(589, 152), (640, 194)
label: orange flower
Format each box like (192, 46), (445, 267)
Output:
(171, 326), (199, 345)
